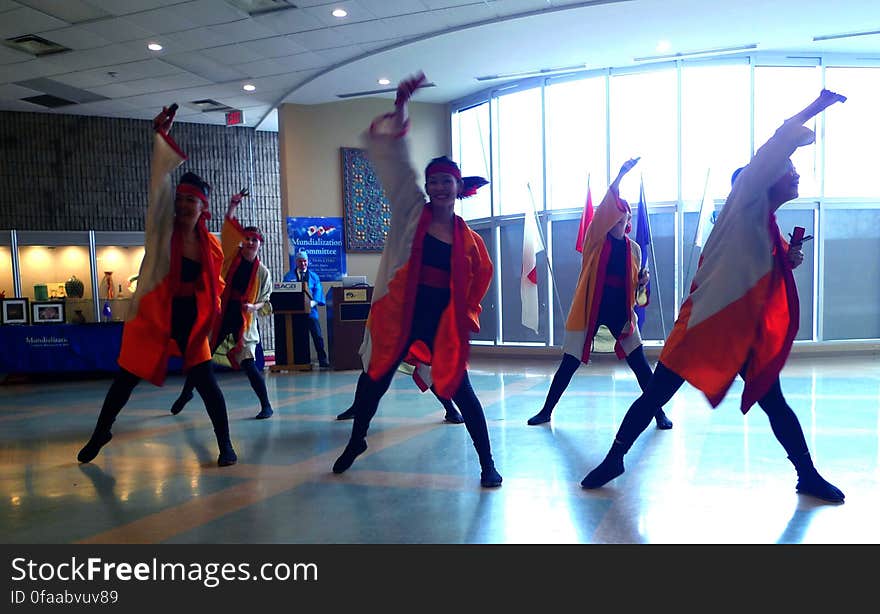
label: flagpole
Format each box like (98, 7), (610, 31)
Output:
(525, 182), (565, 321)
(684, 168), (711, 288)
(640, 176), (667, 337)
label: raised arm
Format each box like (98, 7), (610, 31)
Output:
(786, 89), (846, 126)
(610, 157), (640, 194)
(225, 188), (248, 220)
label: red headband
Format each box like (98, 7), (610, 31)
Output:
(176, 183), (209, 205)
(243, 230), (264, 243)
(425, 160), (461, 180)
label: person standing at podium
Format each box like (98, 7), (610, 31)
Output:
(283, 250), (329, 368)
(332, 72), (502, 488)
(169, 190), (275, 420)
(77, 103), (237, 467)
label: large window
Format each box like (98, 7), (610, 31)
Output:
(824, 67), (880, 198)
(493, 87), (543, 216)
(452, 102), (492, 220)
(754, 65), (822, 198)
(545, 76), (607, 211)
(609, 69), (678, 202)
(681, 61), (751, 201)
(452, 56), (880, 347)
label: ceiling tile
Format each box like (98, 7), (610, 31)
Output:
(0, 43), (31, 64)
(236, 36), (310, 59)
(33, 25), (113, 50)
(285, 28), (350, 50)
(250, 6), (324, 35)
(15, 0), (110, 23)
(162, 52), (249, 82)
(76, 17), (157, 43)
(172, 0), (251, 26)
(204, 19), (280, 45)
(356, 0), (428, 19)
(83, 0), (201, 18)
(200, 44), (265, 65)
(0, 81), (41, 100)
(331, 20), (397, 45)
(302, 1), (377, 27)
(0, 6), (68, 38)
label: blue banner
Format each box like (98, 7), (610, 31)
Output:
(286, 216), (345, 281)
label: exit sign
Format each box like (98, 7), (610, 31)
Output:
(225, 109), (243, 126)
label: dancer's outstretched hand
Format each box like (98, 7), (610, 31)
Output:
(152, 103), (178, 133)
(395, 72), (427, 108)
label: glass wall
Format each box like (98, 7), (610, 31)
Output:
(451, 54), (880, 346)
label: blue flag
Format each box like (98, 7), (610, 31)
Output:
(633, 179), (651, 331)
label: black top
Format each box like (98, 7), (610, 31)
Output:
(180, 256), (201, 282)
(230, 258), (254, 294)
(411, 233), (452, 345)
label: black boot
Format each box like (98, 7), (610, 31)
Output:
(170, 390), (193, 415)
(581, 439), (627, 489)
(336, 406), (356, 420)
(480, 463), (503, 488)
(332, 439), (367, 473)
(255, 405), (273, 420)
(444, 407), (465, 424)
(527, 408), (552, 425)
(217, 440), (237, 467)
(654, 409), (673, 430)
(77, 430), (112, 463)
(788, 452), (844, 503)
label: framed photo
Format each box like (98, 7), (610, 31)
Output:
(31, 301), (65, 324)
(1, 297), (29, 325)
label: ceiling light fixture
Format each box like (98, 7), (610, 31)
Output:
(634, 43), (757, 62)
(377, 78), (390, 85)
(337, 82), (435, 99)
(243, 83), (256, 91)
(475, 63), (589, 82)
(813, 29), (880, 42)
(147, 42), (163, 51)
(331, 8), (347, 18)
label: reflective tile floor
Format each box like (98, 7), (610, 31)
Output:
(1, 354), (878, 544)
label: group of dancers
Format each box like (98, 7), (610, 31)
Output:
(76, 74), (845, 504)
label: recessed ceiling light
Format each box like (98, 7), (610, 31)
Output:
(243, 83), (256, 92)
(377, 78), (391, 86)
(331, 8), (348, 18)
(656, 40), (671, 52)
(147, 42), (162, 51)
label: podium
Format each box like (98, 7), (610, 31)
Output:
(269, 282), (311, 372)
(327, 286), (373, 370)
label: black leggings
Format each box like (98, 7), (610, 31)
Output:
(348, 350), (494, 468)
(93, 361), (231, 444)
(541, 310), (659, 414)
(180, 357), (270, 411)
(613, 362), (808, 458)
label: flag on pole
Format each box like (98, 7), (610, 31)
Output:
(694, 172), (714, 249)
(575, 177), (593, 253)
(521, 207), (543, 333)
(633, 179), (651, 330)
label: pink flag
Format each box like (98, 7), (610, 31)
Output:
(575, 181), (593, 253)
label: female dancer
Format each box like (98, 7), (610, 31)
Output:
(527, 158), (671, 430)
(78, 103), (236, 467)
(331, 73), (501, 487)
(582, 90), (847, 503)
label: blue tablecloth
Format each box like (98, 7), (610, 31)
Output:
(0, 323), (262, 374)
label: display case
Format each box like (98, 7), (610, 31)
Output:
(16, 230), (93, 322)
(93, 231), (145, 323)
(9, 230), (145, 324)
